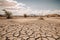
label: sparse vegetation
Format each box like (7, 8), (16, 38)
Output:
(24, 14), (27, 18)
(47, 16), (49, 18)
(39, 17), (44, 20)
(3, 9), (12, 19)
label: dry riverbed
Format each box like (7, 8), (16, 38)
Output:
(0, 17), (60, 40)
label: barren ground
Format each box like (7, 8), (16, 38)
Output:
(0, 17), (60, 40)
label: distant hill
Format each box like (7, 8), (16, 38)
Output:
(45, 14), (60, 17)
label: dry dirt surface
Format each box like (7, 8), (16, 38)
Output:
(0, 17), (60, 40)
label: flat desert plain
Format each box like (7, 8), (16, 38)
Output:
(0, 17), (60, 40)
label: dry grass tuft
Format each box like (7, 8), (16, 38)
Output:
(38, 17), (44, 20)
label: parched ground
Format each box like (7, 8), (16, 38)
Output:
(0, 17), (60, 40)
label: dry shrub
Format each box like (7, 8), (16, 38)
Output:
(39, 17), (44, 20)
(3, 9), (12, 19)
(24, 14), (27, 18)
(47, 16), (50, 18)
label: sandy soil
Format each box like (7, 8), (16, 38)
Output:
(0, 17), (60, 40)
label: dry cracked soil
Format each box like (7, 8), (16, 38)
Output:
(0, 17), (60, 40)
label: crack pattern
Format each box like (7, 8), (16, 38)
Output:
(0, 20), (60, 40)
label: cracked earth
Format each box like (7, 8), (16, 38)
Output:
(0, 18), (60, 40)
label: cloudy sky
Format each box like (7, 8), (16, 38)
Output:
(17, 0), (60, 10)
(0, 0), (60, 15)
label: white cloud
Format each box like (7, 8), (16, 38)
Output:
(0, 0), (60, 15)
(0, 0), (34, 15)
(0, 0), (17, 7)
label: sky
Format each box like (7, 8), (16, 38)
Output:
(0, 0), (60, 15)
(17, 0), (60, 10)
